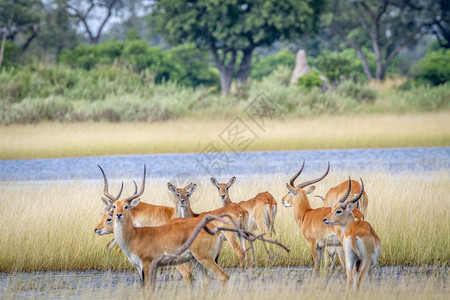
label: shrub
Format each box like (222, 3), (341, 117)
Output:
(412, 49), (450, 86)
(1, 41), (21, 68)
(251, 49), (295, 80)
(336, 80), (377, 103)
(297, 70), (323, 90)
(316, 52), (353, 84)
(167, 44), (219, 87)
(3, 96), (73, 124)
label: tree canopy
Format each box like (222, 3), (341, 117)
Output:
(152, 0), (325, 94)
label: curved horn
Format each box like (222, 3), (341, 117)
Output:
(123, 165), (146, 203)
(133, 180), (138, 194)
(314, 195), (325, 201)
(351, 178), (364, 203)
(289, 160), (305, 186)
(97, 165), (116, 202)
(338, 177), (352, 203)
(297, 161), (330, 189)
(115, 182), (124, 200)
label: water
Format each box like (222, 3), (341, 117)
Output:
(0, 267), (447, 299)
(0, 147), (449, 181)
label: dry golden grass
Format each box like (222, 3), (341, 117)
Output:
(0, 170), (448, 272)
(0, 112), (449, 159)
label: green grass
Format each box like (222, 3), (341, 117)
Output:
(0, 170), (448, 272)
(0, 112), (449, 159)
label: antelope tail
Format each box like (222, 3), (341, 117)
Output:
(351, 236), (363, 260)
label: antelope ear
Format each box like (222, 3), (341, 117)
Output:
(210, 177), (219, 188)
(167, 182), (180, 196)
(129, 198), (140, 209)
(101, 197), (112, 207)
(188, 183), (197, 194)
(305, 186), (315, 194)
(227, 176), (236, 188)
(286, 183), (297, 195)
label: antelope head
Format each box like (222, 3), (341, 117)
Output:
(323, 178), (364, 226)
(210, 176), (236, 205)
(282, 161), (330, 208)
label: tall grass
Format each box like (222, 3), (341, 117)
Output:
(0, 170), (448, 272)
(1, 112), (449, 159)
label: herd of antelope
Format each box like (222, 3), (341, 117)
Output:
(94, 161), (381, 291)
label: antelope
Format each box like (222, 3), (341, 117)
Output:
(95, 165), (177, 247)
(94, 165), (192, 281)
(210, 176), (277, 237)
(323, 178), (381, 289)
(315, 179), (369, 215)
(315, 179), (368, 269)
(281, 161), (364, 271)
(167, 182), (249, 267)
(112, 169), (228, 288)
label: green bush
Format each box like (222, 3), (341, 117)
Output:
(392, 83), (450, 111)
(251, 49), (295, 80)
(1, 41), (21, 68)
(297, 70), (323, 90)
(412, 49), (450, 86)
(317, 52), (353, 84)
(336, 80), (376, 103)
(2, 96), (73, 124)
(167, 44), (219, 87)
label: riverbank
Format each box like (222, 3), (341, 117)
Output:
(1, 266), (447, 299)
(1, 112), (449, 160)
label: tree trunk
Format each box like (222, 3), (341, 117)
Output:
(210, 44), (236, 95)
(0, 13), (13, 70)
(237, 48), (254, 86)
(219, 68), (233, 95)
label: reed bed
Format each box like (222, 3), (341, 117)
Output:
(1, 112), (449, 159)
(0, 170), (448, 272)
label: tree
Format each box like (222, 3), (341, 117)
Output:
(153, 0), (325, 94)
(325, 0), (428, 80)
(64, 0), (124, 44)
(0, 0), (41, 69)
(37, 0), (79, 58)
(422, 0), (450, 49)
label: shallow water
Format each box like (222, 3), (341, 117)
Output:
(1, 147), (449, 181)
(0, 266), (447, 299)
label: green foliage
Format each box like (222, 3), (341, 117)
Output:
(1, 42), (21, 68)
(166, 44), (219, 87)
(2, 96), (73, 124)
(59, 40), (218, 87)
(336, 80), (377, 103)
(412, 49), (450, 86)
(126, 28), (141, 41)
(316, 52), (353, 83)
(392, 83), (450, 111)
(0, 63), (449, 124)
(297, 70), (323, 90)
(250, 50), (295, 80)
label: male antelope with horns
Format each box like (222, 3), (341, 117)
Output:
(99, 165), (231, 287)
(282, 161), (363, 271)
(323, 178), (381, 289)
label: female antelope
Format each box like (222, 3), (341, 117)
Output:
(210, 177), (277, 237)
